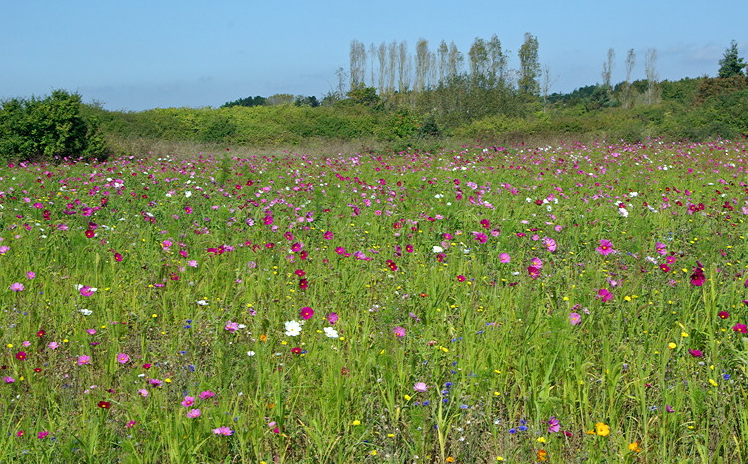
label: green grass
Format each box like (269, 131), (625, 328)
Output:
(0, 139), (747, 462)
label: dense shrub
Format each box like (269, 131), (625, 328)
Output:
(0, 90), (108, 162)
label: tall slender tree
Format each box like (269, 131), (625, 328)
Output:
(349, 39), (367, 90)
(518, 32), (540, 96)
(447, 41), (463, 80)
(645, 48), (659, 104)
(415, 39), (431, 93)
(623, 48), (636, 108)
(377, 42), (388, 94)
(468, 37), (489, 80)
(487, 34), (507, 86)
(437, 40), (449, 85)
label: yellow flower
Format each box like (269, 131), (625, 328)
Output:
(404, 394), (412, 401)
(667, 342), (677, 349)
(369, 450), (377, 456)
(595, 422), (610, 436)
(446, 457), (455, 463)
(709, 378), (718, 387)
(352, 420), (361, 426)
(628, 442), (642, 452)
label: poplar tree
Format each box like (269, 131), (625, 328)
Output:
(518, 33), (540, 96)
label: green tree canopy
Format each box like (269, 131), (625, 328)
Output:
(718, 40), (746, 78)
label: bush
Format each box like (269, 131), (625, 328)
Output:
(0, 90), (108, 162)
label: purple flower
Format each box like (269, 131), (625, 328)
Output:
(393, 326), (406, 338)
(9, 283), (24, 292)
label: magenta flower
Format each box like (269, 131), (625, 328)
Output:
(212, 426), (233, 436)
(186, 409), (201, 418)
(527, 266), (541, 279)
(116, 353), (130, 364)
(413, 382), (428, 392)
(77, 355), (91, 366)
(688, 349), (703, 358)
(498, 253), (511, 263)
(569, 312), (582, 326)
(37, 431), (49, 439)
(596, 239), (615, 256)
(597, 288), (614, 302)
(138, 389), (149, 397)
(26, 271), (36, 280)
(181, 396), (195, 407)
(547, 416), (560, 433)
(326, 312), (339, 325)
(690, 265), (706, 286)
(299, 306), (314, 320)
(732, 323), (747, 334)
(198, 390), (216, 400)
(9, 282), (24, 292)
(393, 326), (406, 338)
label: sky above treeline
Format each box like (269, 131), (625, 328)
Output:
(3, 0), (746, 111)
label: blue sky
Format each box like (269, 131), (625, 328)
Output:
(3, 0), (746, 111)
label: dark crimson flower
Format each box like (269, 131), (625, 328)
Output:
(298, 279), (308, 290)
(690, 266), (705, 287)
(688, 349), (703, 358)
(36, 330), (45, 337)
(97, 401), (111, 409)
(291, 347), (302, 354)
(456, 275), (466, 282)
(85, 230), (95, 238)
(15, 352), (27, 361)
(718, 311), (730, 319)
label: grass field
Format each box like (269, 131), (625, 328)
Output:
(0, 139), (747, 463)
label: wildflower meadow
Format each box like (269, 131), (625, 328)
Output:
(1, 139), (747, 463)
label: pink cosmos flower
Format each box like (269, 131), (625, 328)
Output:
(181, 396), (195, 407)
(732, 323), (747, 334)
(77, 355), (91, 366)
(413, 382), (428, 392)
(597, 288), (614, 302)
(688, 349), (703, 357)
(26, 271), (36, 280)
(138, 389), (149, 397)
(198, 390), (216, 400)
(326, 312), (339, 325)
(10, 283), (24, 292)
(116, 353), (130, 364)
(37, 431), (49, 439)
(498, 253), (511, 263)
(393, 326), (406, 338)
(569, 312), (582, 326)
(596, 239), (615, 256)
(543, 237), (557, 252)
(212, 426), (233, 436)
(187, 409), (201, 418)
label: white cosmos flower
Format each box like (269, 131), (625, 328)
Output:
(432, 245), (444, 253)
(284, 320), (302, 337)
(323, 327), (339, 338)
(79, 309), (93, 316)
(246, 351), (256, 357)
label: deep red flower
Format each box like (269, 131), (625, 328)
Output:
(36, 330), (45, 337)
(15, 352), (27, 361)
(97, 401), (111, 409)
(291, 347), (302, 354)
(718, 311), (730, 319)
(85, 230), (95, 238)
